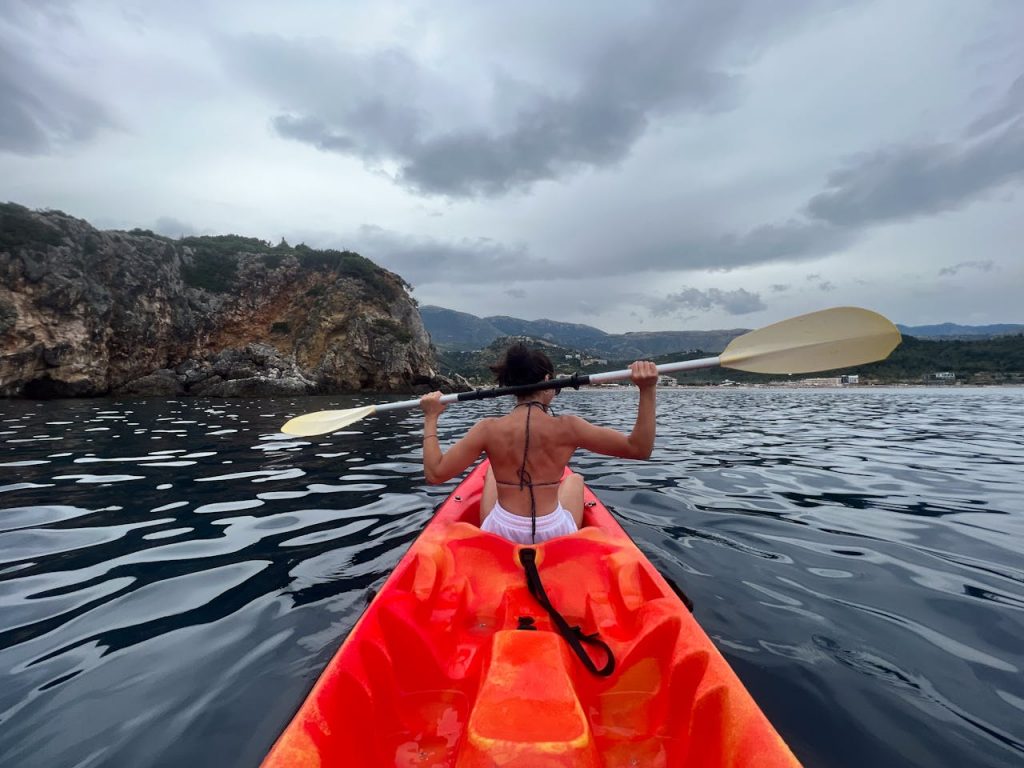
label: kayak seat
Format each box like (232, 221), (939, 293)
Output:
(442, 529), (530, 622)
(460, 629), (602, 767)
(505, 533), (621, 627)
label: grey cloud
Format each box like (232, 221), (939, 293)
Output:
(0, 6), (113, 154)
(505, 288), (527, 299)
(349, 216), (854, 289)
(583, 219), (854, 278)
(223, 2), (826, 197)
(967, 74), (1024, 137)
(682, 220), (854, 271)
(620, 71), (1022, 276)
(771, 283), (790, 292)
(348, 225), (554, 286)
(938, 260), (994, 276)
(805, 117), (1024, 227)
(272, 115), (357, 153)
(650, 286), (765, 316)
(690, 73), (1024, 271)
(818, 281), (836, 291)
(574, 300), (605, 316)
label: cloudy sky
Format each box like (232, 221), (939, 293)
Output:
(2, 0), (1022, 332)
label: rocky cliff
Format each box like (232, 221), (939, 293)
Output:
(0, 203), (446, 398)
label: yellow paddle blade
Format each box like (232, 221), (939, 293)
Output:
(280, 405), (377, 437)
(719, 307), (901, 374)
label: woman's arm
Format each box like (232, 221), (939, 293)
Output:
(569, 361), (658, 459)
(420, 391), (489, 484)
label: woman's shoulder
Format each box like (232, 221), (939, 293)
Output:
(553, 413), (588, 435)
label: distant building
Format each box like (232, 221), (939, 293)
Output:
(657, 375), (678, 387)
(841, 374), (859, 385)
(923, 371), (956, 384)
(563, 353), (607, 366)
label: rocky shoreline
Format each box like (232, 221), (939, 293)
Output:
(1, 204), (452, 398)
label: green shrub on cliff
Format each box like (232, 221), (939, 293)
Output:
(262, 252), (285, 269)
(182, 249), (239, 292)
(0, 202), (65, 252)
(180, 234), (274, 257)
(179, 234), (272, 292)
(172, 233), (405, 300)
(293, 244), (404, 300)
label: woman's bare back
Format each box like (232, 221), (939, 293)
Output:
(482, 404), (578, 517)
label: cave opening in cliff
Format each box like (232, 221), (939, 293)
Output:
(23, 377), (83, 399)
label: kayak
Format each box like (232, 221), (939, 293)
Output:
(262, 461), (801, 767)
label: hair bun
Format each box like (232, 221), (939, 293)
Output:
(490, 342), (554, 387)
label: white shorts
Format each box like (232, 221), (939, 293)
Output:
(480, 500), (578, 544)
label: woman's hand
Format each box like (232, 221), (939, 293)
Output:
(629, 361), (658, 390)
(420, 391), (447, 417)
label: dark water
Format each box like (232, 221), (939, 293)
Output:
(1, 388), (1022, 768)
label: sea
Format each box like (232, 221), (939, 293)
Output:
(1, 387), (1022, 768)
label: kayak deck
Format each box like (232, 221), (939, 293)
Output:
(263, 462), (801, 767)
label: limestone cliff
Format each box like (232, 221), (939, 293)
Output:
(0, 203), (446, 398)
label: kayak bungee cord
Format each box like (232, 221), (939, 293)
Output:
(520, 548), (616, 677)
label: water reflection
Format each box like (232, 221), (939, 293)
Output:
(0, 388), (1022, 767)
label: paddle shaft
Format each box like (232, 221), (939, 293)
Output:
(373, 354), (722, 415)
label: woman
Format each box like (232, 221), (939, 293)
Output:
(420, 343), (658, 544)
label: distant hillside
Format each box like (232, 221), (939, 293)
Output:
(486, 315), (611, 351)
(436, 330), (1024, 386)
(597, 329), (747, 359)
(418, 306), (505, 349)
(436, 335), (599, 384)
(419, 306), (615, 352)
(421, 305), (747, 358)
(423, 306), (1024, 361)
(897, 323), (1024, 339)
(850, 334), (1024, 383)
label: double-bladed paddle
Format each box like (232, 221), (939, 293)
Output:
(280, 306), (901, 437)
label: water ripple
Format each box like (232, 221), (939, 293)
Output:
(0, 388), (1022, 768)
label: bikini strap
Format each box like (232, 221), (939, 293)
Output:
(499, 400), (557, 542)
(513, 400), (549, 413)
(493, 478), (562, 487)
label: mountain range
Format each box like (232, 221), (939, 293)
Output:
(419, 306), (744, 358)
(420, 305), (1024, 358)
(893, 322), (1024, 339)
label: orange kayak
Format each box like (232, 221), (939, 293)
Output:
(263, 461), (802, 767)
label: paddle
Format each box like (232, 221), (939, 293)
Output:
(280, 306), (900, 437)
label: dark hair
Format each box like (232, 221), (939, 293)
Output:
(490, 342), (554, 387)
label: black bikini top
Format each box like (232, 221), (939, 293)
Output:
(492, 400), (561, 542)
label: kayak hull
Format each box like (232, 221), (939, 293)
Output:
(263, 462), (801, 767)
